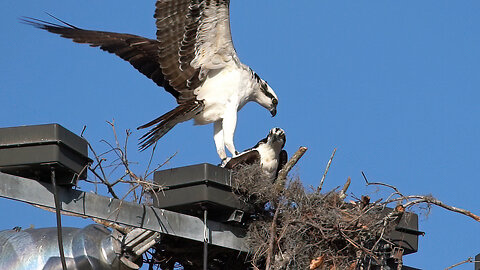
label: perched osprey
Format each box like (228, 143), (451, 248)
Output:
(224, 128), (287, 181)
(23, 0), (278, 161)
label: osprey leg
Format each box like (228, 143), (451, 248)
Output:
(222, 108), (238, 157)
(214, 120), (227, 160)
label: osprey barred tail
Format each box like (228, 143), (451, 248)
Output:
(22, 0), (279, 161)
(225, 128), (287, 181)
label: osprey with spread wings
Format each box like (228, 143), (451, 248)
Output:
(23, 0), (278, 161)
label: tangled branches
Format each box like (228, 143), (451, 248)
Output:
(233, 170), (396, 269)
(84, 120), (171, 204)
(231, 148), (480, 270)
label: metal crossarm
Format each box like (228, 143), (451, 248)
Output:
(0, 172), (247, 252)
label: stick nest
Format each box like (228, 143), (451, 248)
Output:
(231, 164), (407, 270)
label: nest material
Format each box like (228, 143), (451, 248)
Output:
(231, 164), (404, 270)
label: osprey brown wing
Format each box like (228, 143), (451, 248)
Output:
(21, 17), (178, 98)
(276, 150), (288, 179)
(224, 150), (261, 170)
(155, 0), (201, 102)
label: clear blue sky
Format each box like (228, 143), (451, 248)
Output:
(1, 1), (479, 269)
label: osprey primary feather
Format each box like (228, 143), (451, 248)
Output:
(23, 0), (278, 161)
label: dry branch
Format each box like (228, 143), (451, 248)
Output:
(444, 257), (474, 270)
(265, 202), (281, 270)
(318, 148), (336, 193)
(402, 196), (480, 222)
(87, 141), (119, 199)
(339, 177), (351, 200)
(92, 218), (129, 234)
(86, 121), (171, 206)
(274, 146), (308, 193)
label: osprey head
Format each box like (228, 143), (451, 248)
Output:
(266, 127), (286, 149)
(254, 75), (278, 117)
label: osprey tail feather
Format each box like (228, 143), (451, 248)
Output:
(138, 101), (204, 150)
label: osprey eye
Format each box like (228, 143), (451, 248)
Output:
(272, 98), (278, 105)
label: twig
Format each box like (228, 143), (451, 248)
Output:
(92, 218), (129, 234)
(33, 205), (90, 218)
(362, 171), (404, 199)
(339, 177), (351, 200)
(145, 152), (177, 179)
(367, 183), (402, 197)
(107, 121), (145, 201)
(444, 257), (473, 270)
(144, 142), (158, 177)
(339, 230), (379, 262)
(80, 125), (87, 137)
(265, 202), (281, 270)
(381, 194), (480, 222)
(402, 196), (480, 223)
(317, 148), (336, 193)
(87, 142), (119, 199)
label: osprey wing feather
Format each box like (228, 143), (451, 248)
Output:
(154, 0), (202, 98)
(21, 17), (177, 97)
(154, 0), (237, 95)
(190, 1), (238, 73)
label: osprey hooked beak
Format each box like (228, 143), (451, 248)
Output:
(270, 98), (278, 117)
(270, 107), (277, 117)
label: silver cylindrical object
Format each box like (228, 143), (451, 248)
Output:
(0, 224), (140, 270)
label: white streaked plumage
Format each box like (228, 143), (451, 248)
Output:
(195, 64), (277, 159)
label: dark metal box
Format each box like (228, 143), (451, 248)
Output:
(385, 209), (422, 255)
(0, 124), (90, 185)
(152, 163), (252, 222)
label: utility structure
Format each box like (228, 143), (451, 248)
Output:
(0, 124), (422, 269)
(475, 253), (480, 270)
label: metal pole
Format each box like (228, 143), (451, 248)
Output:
(51, 168), (67, 270)
(203, 209), (208, 270)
